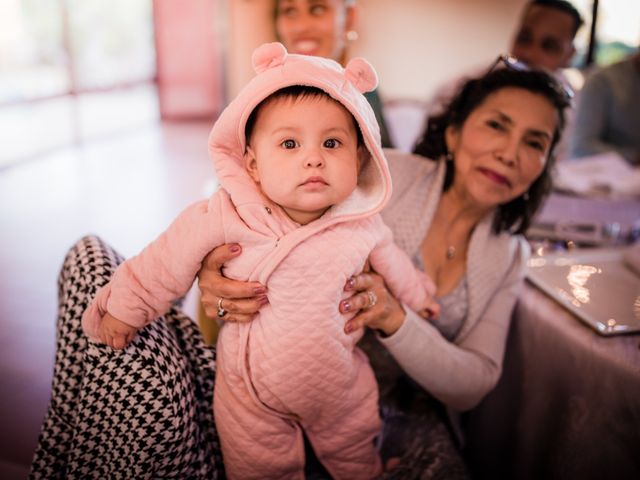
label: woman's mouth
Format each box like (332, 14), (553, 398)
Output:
(478, 167), (511, 187)
(291, 39), (320, 55)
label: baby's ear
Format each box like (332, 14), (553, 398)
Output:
(345, 57), (378, 93)
(252, 42), (288, 74)
(357, 145), (371, 172)
(244, 146), (260, 183)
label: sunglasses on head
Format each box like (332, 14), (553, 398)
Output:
(486, 54), (575, 102)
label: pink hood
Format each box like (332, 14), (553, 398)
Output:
(208, 42), (392, 232)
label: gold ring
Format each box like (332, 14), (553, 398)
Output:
(217, 297), (227, 318)
(366, 290), (377, 309)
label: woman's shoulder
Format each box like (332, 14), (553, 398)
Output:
(471, 219), (531, 278)
(383, 149), (439, 187)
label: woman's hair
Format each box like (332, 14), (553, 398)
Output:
(245, 85), (363, 147)
(413, 67), (571, 235)
(528, 0), (584, 37)
(273, 0), (357, 26)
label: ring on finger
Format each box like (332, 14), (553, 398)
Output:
(217, 297), (227, 318)
(365, 290), (377, 309)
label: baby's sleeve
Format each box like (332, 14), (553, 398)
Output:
(82, 193), (226, 339)
(368, 216), (436, 312)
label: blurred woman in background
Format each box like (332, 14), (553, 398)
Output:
(274, 0), (393, 148)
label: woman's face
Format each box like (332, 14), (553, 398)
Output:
(446, 87), (558, 210)
(275, 0), (355, 62)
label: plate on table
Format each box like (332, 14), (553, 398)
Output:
(526, 247), (640, 336)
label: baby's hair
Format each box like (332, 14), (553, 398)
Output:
(244, 85), (364, 148)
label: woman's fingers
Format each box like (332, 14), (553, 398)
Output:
(344, 307), (379, 333)
(203, 276), (267, 300)
(198, 244), (268, 323)
(339, 288), (378, 314)
(201, 295), (269, 319)
(201, 243), (242, 272)
(218, 312), (255, 324)
(199, 243), (269, 323)
(342, 271), (405, 336)
(344, 272), (376, 292)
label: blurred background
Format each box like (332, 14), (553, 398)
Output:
(1, 0), (639, 166)
(0, 0), (638, 478)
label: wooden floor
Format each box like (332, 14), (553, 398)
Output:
(0, 119), (216, 477)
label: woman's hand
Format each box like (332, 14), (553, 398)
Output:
(340, 271), (406, 337)
(198, 243), (268, 323)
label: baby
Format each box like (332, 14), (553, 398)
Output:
(83, 43), (437, 479)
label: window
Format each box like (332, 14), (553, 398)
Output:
(0, 0), (157, 167)
(572, 0), (640, 68)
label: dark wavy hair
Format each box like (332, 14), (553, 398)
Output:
(413, 67), (571, 235)
(528, 0), (584, 37)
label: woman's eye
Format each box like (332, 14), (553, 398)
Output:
(486, 119), (504, 131)
(310, 5), (327, 15)
(526, 139), (546, 152)
(278, 7), (296, 18)
(281, 139), (297, 149)
(323, 138), (340, 148)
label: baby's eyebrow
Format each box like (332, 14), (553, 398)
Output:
(270, 126), (301, 135)
(323, 126), (351, 135)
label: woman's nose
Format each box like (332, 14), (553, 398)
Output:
(292, 12), (312, 32)
(495, 139), (518, 167)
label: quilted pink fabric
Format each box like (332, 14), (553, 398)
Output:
(82, 43), (435, 479)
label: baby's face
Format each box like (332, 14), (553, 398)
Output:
(245, 95), (360, 225)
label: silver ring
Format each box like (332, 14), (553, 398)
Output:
(366, 290), (377, 309)
(217, 297), (227, 318)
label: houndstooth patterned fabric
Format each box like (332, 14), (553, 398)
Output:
(29, 235), (223, 479)
(29, 235), (467, 479)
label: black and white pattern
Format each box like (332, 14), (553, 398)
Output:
(29, 236), (223, 479)
(30, 235), (468, 479)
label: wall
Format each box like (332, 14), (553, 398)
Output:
(225, 0), (528, 101)
(154, 0), (225, 119)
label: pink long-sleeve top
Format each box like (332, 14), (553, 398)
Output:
(82, 46), (435, 479)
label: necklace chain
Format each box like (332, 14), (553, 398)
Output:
(446, 245), (456, 260)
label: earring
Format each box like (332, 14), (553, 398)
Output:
(445, 152), (454, 163)
(346, 30), (359, 42)
(522, 191), (530, 202)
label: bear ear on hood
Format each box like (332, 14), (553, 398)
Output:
(252, 42), (288, 74)
(345, 57), (378, 94)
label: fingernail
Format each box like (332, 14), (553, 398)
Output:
(345, 323), (353, 334)
(258, 295), (269, 305)
(341, 301), (351, 312)
(345, 277), (356, 291)
(254, 286), (266, 295)
(230, 244), (241, 253)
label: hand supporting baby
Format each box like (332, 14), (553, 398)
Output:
(98, 312), (139, 350)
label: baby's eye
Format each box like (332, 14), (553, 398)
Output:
(323, 138), (340, 148)
(281, 139), (297, 149)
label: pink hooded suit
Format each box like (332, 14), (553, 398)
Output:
(83, 43), (435, 479)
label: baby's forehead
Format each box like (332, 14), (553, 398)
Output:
(254, 91), (355, 124)
(260, 90), (346, 112)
